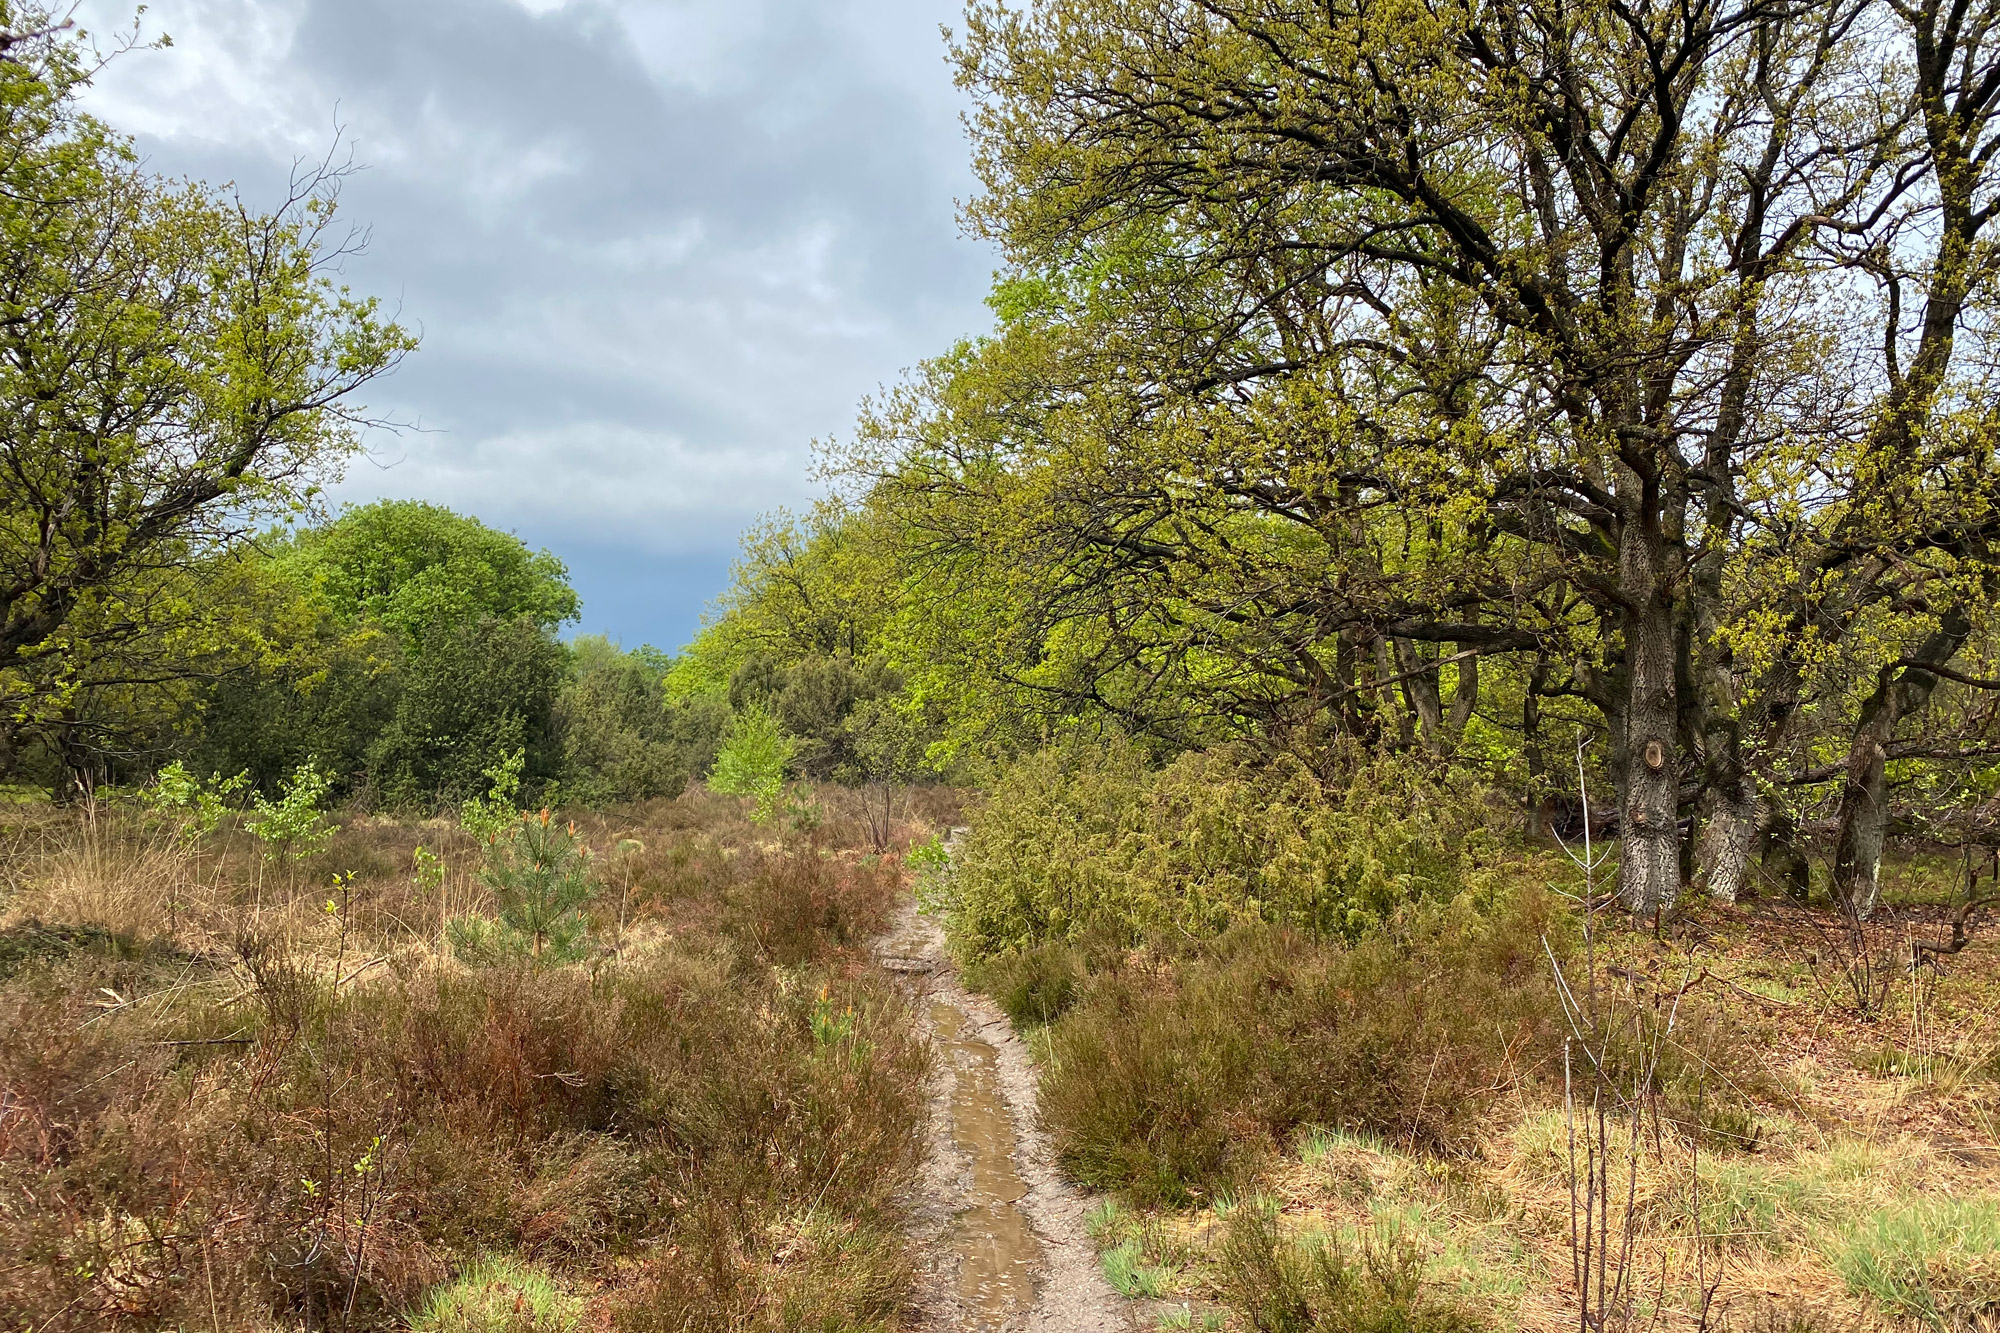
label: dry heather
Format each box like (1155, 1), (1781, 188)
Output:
(0, 785), (940, 1332)
(1004, 881), (2000, 1333)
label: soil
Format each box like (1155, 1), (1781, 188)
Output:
(878, 892), (1133, 1333)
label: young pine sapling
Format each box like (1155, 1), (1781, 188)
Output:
(449, 810), (601, 964)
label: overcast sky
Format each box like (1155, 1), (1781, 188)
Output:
(72, 0), (995, 651)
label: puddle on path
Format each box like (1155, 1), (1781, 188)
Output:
(931, 999), (1042, 1329)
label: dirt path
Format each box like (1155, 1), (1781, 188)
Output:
(879, 893), (1133, 1333)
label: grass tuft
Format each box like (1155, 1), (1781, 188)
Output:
(1831, 1199), (2000, 1329)
(1103, 1237), (1177, 1298)
(1214, 1201), (1482, 1333)
(406, 1255), (581, 1333)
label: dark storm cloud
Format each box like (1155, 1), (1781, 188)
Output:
(74, 0), (992, 642)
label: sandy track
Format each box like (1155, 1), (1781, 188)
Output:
(879, 893), (1133, 1333)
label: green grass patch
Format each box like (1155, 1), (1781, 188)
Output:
(1103, 1237), (1176, 1298)
(1831, 1199), (2000, 1329)
(407, 1255), (581, 1333)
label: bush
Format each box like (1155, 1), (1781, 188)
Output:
(244, 758), (338, 862)
(721, 844), (902, 966)
(708, 706), (795, 821)
(967, 941), (1086, 1028)
(369, 614), (567, 808)
(1038, 893), (1563, 1204)
(0, 802), (929, 1330)
(943, 741), (1499, 961)
(1215, 1203), (1482, 1333)
(555, 637), (722, 805)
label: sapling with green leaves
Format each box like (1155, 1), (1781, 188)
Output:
(460, 748), (526, 844)
(412, 844), (448, 945)
(140, 761), (250, 932)
(141, 762), (248, 846)
(245, 760), (339, 863)
(709, 705), (793, 822)
(449, 810), (601, 964)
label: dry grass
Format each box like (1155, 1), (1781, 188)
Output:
(0, 785), (936, 1332)
(982, 882), (2000, 1333)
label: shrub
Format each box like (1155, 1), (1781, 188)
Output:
(1038, 894), (1563, 1204)
(369, 614), (567, 807)
(0, 797), (930, 1330)
(1215, 1203), (1482, 1333)
(722, 845), (901, 965)
(244, 758), (338, 862)
(968, 941), (1086, 1028)
(555, 636), (720, 805)
(460, 748), (526, 844)
(944, 741), (1499, 960)
(407, 1255), (582, 1333)
(708, 705), (794, 821)
(139, 761), (246, 844)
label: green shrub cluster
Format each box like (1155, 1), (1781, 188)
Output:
(966, 940), (1087, 1029)
(942, 742), (1501, 960)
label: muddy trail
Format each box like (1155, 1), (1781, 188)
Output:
(878, 895), (1132, 1333)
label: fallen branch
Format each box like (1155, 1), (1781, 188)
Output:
(1911, 892), (2000, 962)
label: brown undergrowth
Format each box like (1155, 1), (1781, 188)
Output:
(0, 784), (938, 1331)
(971, 870), (2000, 1333)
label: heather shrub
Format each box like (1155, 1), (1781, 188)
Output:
(0, 796), (929, 1330)
(968, 940), (1087, 1028)
(720, 844), (901, 965)
(1038, 891), (1564, 1204)
(944, 741), (1498, 961)
(1215, 1202), (1483, 1333)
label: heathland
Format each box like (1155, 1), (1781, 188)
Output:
(6, 2), (2000, 1330)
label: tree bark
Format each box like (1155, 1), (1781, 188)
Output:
(1334, 628), (1363, 737)
(1695, 682), (1758, 902)
(1376, 636), (1418, 748)
(1695, 779), (1759, 902)
(1832, 612), (1969, 917)
(1445, 648), (1479, 748)
(1523, 656), (1549, 840)
(1761, 807), (1812, 901)
(1391, 637), (1442, 747)
(1618, 526), (1682, 914)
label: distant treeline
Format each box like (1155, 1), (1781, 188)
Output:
(8, 500), (727, 809)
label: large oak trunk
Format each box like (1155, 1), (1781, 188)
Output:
(1618, 527), (1682, 914)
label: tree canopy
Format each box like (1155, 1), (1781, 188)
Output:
(0, 11), (412, 787)
(280, 500), (579, 641)
(791, 0), (2000, 913)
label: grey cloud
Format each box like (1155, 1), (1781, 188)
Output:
(74, 0), (993, 642)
